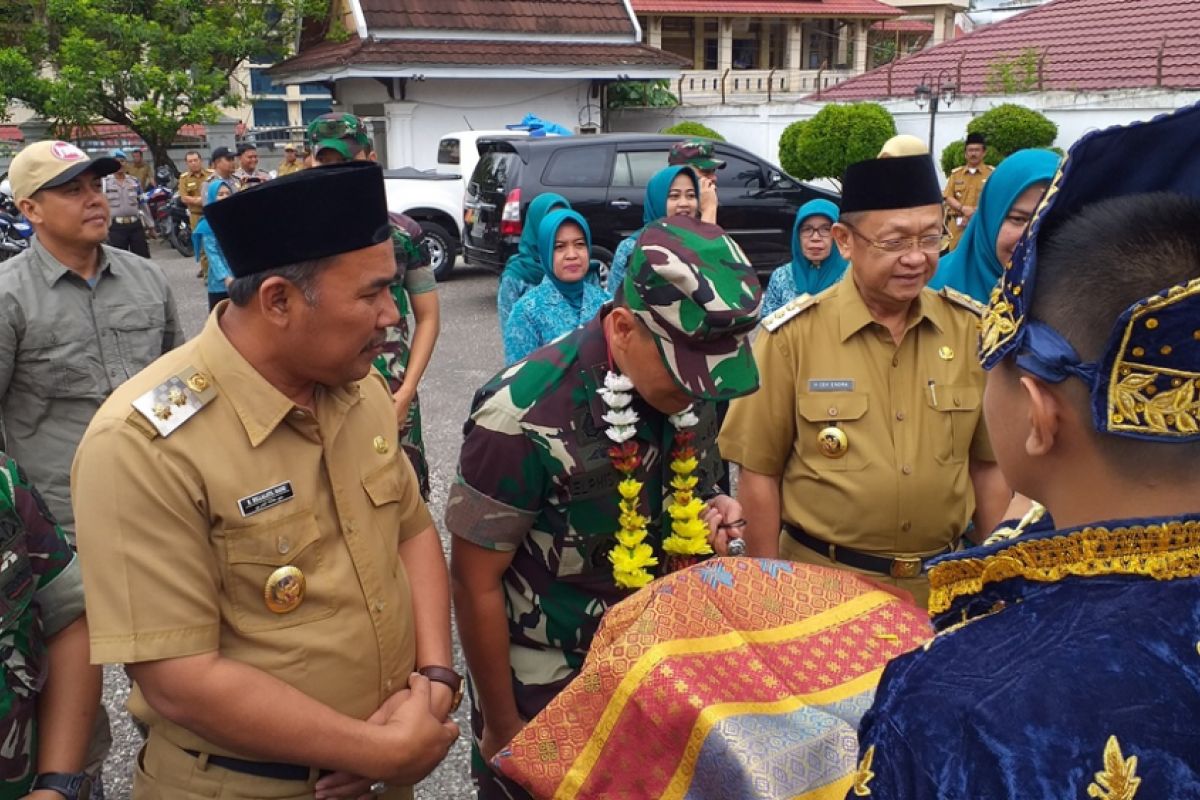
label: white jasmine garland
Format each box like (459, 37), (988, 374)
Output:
(604, 373), (635, 392)
(605, 425), (638, 443)
(668, 406), (699, 429)
(602, 408), (639, 427)
(598, 389), (633, 409)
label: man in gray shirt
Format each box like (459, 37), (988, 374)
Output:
(0, 140), (184, 540)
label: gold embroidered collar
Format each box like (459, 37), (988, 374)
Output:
(928, 518), (1200, 614)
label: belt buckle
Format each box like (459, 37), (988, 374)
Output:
(889, 557), (922, 579)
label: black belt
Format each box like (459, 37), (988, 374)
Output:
(183, 749), (321, 781)
(783, 523), (950, 579)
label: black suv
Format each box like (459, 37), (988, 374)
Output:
(462, 133), (837, 277)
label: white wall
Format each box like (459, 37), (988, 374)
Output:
(337, 77), (597, 169)
(609, 89), (1200, 178)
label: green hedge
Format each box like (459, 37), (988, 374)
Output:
(660, 121), (725, 142)
(940, 103), (1058, 173)
(779, 102), (896, 183)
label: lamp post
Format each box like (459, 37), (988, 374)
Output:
(913, 70), (957, 153)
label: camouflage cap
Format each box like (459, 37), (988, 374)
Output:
(624, 216), (762, 401)
(307, 112), (371, 160)
(667, 139), (726, 171)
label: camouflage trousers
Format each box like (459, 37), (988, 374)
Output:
(373, 322), (430, 501)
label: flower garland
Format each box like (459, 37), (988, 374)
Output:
(600, 372), (711, 590)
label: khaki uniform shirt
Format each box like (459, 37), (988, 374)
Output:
(233, 167), (271, 189)
(72, 309), (431, 770)
(179, 168), (212, 225)
(943, 164), (995, 250)
(276, 160), (304, 177)
(125, 161), (153, 189)
(720, 279), (993, 556)
(0, 239), (183, 535)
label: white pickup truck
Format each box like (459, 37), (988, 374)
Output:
(384, 130), (534, 280)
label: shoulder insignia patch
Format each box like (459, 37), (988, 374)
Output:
(762, 293), (819, 333)
(939, 286), (985, 316)
(131, 367), (217, 438)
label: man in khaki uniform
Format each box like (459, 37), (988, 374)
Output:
(276, 143), (304, 176)
(126, 147), (153, 189)
(72, 162), (458, 798)
(943, 132), (995, 251)
(720, 154), (1013, 607)
(178, 150), (213, 278)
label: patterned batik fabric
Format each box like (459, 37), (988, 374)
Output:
(605, 236), (637, 299)
(372, 221), (437, 500)
(446, 311), (724, 795)
(492, 559), (932, 800)
(0, 453), (77, 794)
(502, 279), (607, 366)
(854, 514), (1200, 799)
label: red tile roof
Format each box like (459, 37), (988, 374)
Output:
(632, 0), (902, 16)
(360, 0), (635, 35)
(816, 0), (1200, 100)
(271, 36), (688, 77)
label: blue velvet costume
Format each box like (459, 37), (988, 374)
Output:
(851, 102), (1200, 800)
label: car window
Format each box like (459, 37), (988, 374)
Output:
(543, 146), (610, 187)
(718, 153), (765, 190)
(470, 152), (519, 197)
(438, 138), (460, 166)
(611, 151), (669, 188)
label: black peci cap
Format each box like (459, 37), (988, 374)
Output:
(839, 154), (943, 214)
(205, 161), (391, 278)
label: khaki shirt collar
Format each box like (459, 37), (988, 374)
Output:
(31, 238), (116, 287)
(196, 306), (361, 447)
(836, 276), (946, 343)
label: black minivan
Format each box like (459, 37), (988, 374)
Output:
(462, 133), (838, 277)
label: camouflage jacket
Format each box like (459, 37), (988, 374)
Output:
(0, 452), (82, 792)
(446, 309), (722, 687)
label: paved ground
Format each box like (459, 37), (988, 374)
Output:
(100, 240), (501, 798)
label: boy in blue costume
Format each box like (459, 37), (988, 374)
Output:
(850, 104), (1200, 798)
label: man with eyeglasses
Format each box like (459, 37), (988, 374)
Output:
(720, 153), (1015, 607)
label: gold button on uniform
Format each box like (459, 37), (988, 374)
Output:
(938, 346), (955, 361)
(186, 372), (209, 393)
(373, 435), (390, 454)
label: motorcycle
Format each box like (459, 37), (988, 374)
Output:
(0, 177), (33, 263)
(140, 173), (192, 258)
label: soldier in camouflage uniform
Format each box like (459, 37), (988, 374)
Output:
(447, 216), (762, 799)
(307, 113), (440, 498)
(0, 451), (100, 797)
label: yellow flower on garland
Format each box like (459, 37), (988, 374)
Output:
(618, 478), (642, 500)
(669, 456), (699, 475)
(662, 430), (712, 559)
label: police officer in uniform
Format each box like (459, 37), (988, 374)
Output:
(720, 154), (1014, 607)
(72, 162), (458, 799)
(943, 132), (995, 251)
(103, 149), (150, 257)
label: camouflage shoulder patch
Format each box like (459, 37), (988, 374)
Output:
(939, 286), (986, 316)
(761, 292), (819, 333)
(131, 367), (217, 438)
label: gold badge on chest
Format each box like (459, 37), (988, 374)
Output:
(817, 425), (849, 458)
(264, 565), (306, 613)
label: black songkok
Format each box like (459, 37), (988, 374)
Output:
(839, 154), (943, 214)
(207, 161), (391, 278)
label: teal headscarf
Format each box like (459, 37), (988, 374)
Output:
(930, 149), (1061, 303)
(537, 209), (592, 302)
(788, 199), (848, 295)
(503, 192), (570, 285)
(190, 179), (232, 260)
(643, 165), (700, 227)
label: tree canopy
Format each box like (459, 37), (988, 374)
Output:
(779, 102), (896, 187)
(939, 103), (1058, 174)
(0, 0), (324, 168)
(659, 120), (725, 142)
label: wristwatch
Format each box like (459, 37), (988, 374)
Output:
(418, 665), (465, 713)
(32, 773), (93, 800)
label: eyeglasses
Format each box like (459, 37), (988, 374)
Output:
(799, 224), (833, 239)
(841, 222), (948, 254)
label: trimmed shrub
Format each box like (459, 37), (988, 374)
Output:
(660, 121), (725, 142)
(777, 119), (808, 177)
(780, 102), (896, 184)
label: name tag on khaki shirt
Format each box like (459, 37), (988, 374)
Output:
(238, 481), (295, 517)
(809, 379), (855, 392)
